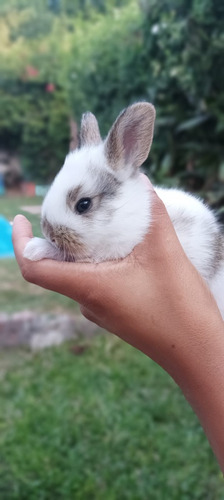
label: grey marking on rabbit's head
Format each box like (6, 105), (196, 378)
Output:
(66, 186), (82, 212)
(41, 169), (122, 262)
(41, 217), (88, 262)
(79, 112), (102, 147)
(66, 168), (121, 218)
(90, 167), (121, 199)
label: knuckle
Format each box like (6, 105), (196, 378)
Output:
(80, 305), (97, 324)
(20, 261), (36, 283)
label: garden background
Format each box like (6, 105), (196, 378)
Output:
(0, 0), (224, 498)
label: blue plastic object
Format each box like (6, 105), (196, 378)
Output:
(0, 216), (15, 258)
(0, 173), (5, 195)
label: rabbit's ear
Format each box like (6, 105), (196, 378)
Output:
(105, 102), (155, 173)
(79, 112), (102, 147)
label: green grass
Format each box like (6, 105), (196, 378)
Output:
(0, 195), (43, 236)
(0, 258), (77, 313)
(0, 196), (76, 313)
(0, 336), (223, 500)
(0, 195), (223, 498)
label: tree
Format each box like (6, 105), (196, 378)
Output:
(0, 0), (223, 189)
(67, 0), (224, 189)
(139, 0), (224, 185)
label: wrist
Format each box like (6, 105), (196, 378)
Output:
(163, 315), (224, 470)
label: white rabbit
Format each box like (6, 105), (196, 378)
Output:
(24, 102), (224, 317)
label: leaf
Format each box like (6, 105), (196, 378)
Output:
(160, 153), (172, 176)
(219, 162), (224, 182)
(176, 115), (210, 132)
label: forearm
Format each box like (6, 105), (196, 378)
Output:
(159, 317), (224, 471)
(108, 294), (224, 471)
(12, 204), (224, 472)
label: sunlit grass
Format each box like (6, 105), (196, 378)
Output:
(0, 195), (75, 313)
(0, 335), (223, 500)
(0, 195), (43, 235)
(0, 195), (223, 498)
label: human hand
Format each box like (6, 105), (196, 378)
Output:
(13, 179), (224, 469)
(12, 179), (222, 374)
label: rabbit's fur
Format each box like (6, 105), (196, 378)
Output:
(24, 102), (224, 317)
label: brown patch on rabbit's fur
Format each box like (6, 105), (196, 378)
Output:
(41, 217), (87, 261)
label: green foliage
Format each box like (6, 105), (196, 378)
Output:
(67, 3), (143, 133)
(139, 0), (224, 183)
(12, 10), (53, 40)
(0, 1), (70, 182)
(21, 88), (70, 182)
(0, 0), (135, 182)
(67, 0), (224, 187)
(0, 81), (69, 182)
(60, 0), (131, 16)
(0, 336), (223, 499)
(0, 0), (223, 186)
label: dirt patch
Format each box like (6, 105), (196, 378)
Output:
(0, 311), (100, 350)
(20, 205), (41, 214)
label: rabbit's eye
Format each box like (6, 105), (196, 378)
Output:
(76, 197), (92, 214)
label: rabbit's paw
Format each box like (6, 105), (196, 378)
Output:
(23, 237), (60, 261)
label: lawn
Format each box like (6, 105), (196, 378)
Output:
(0, 337), (223, 500)
(0, 195), (75, 314)
(0, 195), (223, 498)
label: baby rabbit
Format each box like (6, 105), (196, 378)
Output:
(24, 102), (224, 317)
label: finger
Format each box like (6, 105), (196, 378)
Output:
(141, 174), (174, 234)
(12, 214), (108, 304)
(133, 182), (185, 262)
(80, 305), (99, 325)
(12, 214), (33, 267)
(150, 188), (175, 235)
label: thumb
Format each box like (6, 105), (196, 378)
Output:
(135, 177), (182, 258)
(12, 213), (99, 304)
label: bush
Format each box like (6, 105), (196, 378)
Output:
(0, 80), (69, 182)
(0, 0), (223, 186)
(140, 0), (224, 185)
(67, 0), (224, 187)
